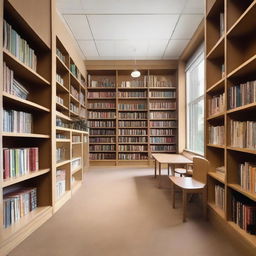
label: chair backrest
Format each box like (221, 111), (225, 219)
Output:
(181, 150), (194, 161)
(192, 157), (209, 184)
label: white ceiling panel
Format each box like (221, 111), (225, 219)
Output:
(88, 15), (179, 40)
(164, 39), (189, 58)
(172, 14), (203, 39)
(78, 40), (98, 57)
(57, 0), (83, 12)
(147, 40), (169, 57)
(64, 15), (93, 40)
(80, 0), (187, 14)
(183, 0), (205, 14)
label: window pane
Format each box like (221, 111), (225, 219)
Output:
(186, 46), (205, 155)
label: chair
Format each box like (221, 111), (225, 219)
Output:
(169, 157), (209, 222)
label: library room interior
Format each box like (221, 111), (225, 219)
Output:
(1, 0), (256, 255)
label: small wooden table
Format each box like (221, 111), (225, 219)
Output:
(152, 153), (193, 188)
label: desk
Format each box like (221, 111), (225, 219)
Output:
(152, 153), (193, 188)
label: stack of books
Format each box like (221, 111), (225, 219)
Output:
(56, 169), (66, 199)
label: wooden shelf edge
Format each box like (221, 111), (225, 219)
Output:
(3, 92), (50, 112)
(56, 139), (70, 143)
(206, 35), (225, 59)
(228, 184), (256, 201)
(208, 202), (225, 219)
(206, 77), (225, 93)
(208, 172), (225, 183)
(207, 112), (225, 121)
(3, 49), (50, 86)
(227, 146), (256, 155)
(3, 169), (50, 188)
(56, 160), (70, 168)
(56, 111), (71, 121)
(207, 144), (225, 149)
(56, 55), (69, 72)
(72, 166), (82, 175)
(227, 102), (256, 114)
(2, 132), (50, 138)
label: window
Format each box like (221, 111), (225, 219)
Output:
(186, 45), (205, 155)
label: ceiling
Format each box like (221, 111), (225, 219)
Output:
(56, 0), (204, 60)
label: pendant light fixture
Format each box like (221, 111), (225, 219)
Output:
(131, 48), (141, 78)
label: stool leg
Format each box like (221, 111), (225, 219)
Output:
(154, 160), (157, 178)
(172, 182), (175, 209)
(183, 190), (187, 222)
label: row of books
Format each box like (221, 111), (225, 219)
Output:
(56, 95), (64, 106)
(70, 103), (79, 114)
(80, 92), (85, 106)
(80, 107), (86, 118)
(118, 153), (148, 160)
(118, 121), (147, 127)
(89, 137), (116, 143)
(56, 169), (66, 200)
(89, 145), (115, 151)
(215, 185), (225, 210)
(118, 112), (147, 119)
(87, 91), (116, 98)
(208, 125), (224, 145)
(118, 103), (146, 110)
(90, 153), (116, 160)
(90, 129), (116, 136)
(150, 121), (176, 127)
(89, 120), (115, 128)
(70, 63), (83, 83)
(3, 188), (37, 228)
(3, 109), (32, 133)
(150, 137), (175, 144)
(3, 62), (29, 99)
(118, 137), (147, 143)
(149, 102), (176, 109)
(56, 73), (64, 86)
(150, 129), (175, 136)
(149, 111), (176, 119)
(151, 145), (176, 151)
(3, 20), (37, 71)
(231, 194), (256, 235)
(88, 111), (116, 119)
(71, 157), (81, 170)
(88, 102), (116, 109)
(230, 120), (256, 149)
(56, 133), (67, 139)
(239, 162), (256, 194)
(148, 75), (173, 88)
(228, 80), (256, 109)
(208, 93), (225, 116)
(70, 85), (79, 100)
(56, 48), (66, 63)
(72, 135), (81, 143)
(118, 145), (147, 152)
(216, 166), (225, 176)
(119, 129), (147, 136)
(3, 147), (39, 179)
(88, 76), (115, 88)
(56, 147), (67, 163)
(149, 91), (176, 98)
(119, 91), (146, 98)
(120, 80), (147, 88)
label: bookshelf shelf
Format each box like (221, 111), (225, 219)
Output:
(208, 202), (225, 219)
(56, 102), (69, 112)
(56, 138), (70, 143)
(87, 87), (116, 90)
(227, 146), (256, 155)
(3, 169), (51, 188)
(206, 77), (225, 93)
(208, 171), (225, 183)
(56, 111), (71, 121)
(56, 55), (69, 73)
(226, 101), (256, 114)
(72, 166), (82, 175)
(206, 35), (225, 59)
(56, 160), (71, 168)
(228, 184), (256, 201)
(149, 87), (176, 90)
(3, 92), (51, 112)
(56, 81), (69, 93)
(3, 49), (50, 86)
(206, 144), (225, 149)
(2, 132), (50, 138)
(207, 112), (225, 121)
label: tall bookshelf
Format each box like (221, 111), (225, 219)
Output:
(0, 0), (52, 253)
(54, 36), (88, 211)
(87, 69), (178, 166)
(205, 0), (256, 250)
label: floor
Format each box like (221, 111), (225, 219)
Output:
(10, 167), (250, 256)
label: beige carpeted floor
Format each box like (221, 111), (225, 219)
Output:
(9, 167), (250, 256)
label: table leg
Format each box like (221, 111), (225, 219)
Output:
(172, 182), (175, 208)
(167, 164), (170, 176)
(158, 162), (162, 188)
(154, 159), (157, 178)
(202, 188), (207, 220)
(183, 190), (187, 222)
(171, 164), (175, 176)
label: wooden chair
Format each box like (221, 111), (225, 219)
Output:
(169, 157), (209, 222)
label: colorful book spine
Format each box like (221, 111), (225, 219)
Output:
(118, 153), (148, 160)
(238, 162), (256, 194)
(90, 153), (116, 160)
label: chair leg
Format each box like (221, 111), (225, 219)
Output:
(202, 188), (207, 220)
(182, 190), (187, 222)
(167, 164), (170, 176)
(172, 182), (175, 209)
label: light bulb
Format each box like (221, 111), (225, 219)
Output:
(131, 70), (141, 78)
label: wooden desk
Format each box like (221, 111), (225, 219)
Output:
(152, 153), (193, 188)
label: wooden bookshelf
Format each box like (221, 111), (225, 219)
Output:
(205, 0), (256, 250)
(87, 69), (178, 165)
